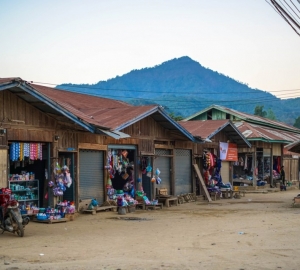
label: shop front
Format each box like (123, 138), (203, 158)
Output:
(8, 142), (50, 209)
(79, 149), (104, 204)
(233, 144), (283, 187)
(174, 149), (192, 195)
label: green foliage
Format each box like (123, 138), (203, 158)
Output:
(293, 116), (300, 128)
(169, 112), (184, 121)
(266, 108), (276, 120)
(254, 105), (267, 117)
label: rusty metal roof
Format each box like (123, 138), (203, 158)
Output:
(0, 77), (20, 84)
(0, 78), (195, 141)
(284, 140), (300, 154)
(185, 104), (300, 134)
(178, 119), (251, 147)
(235, 121), (300, 143)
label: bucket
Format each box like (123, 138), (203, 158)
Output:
(118, 207), (126, 215)
(128, 205), (136, 213)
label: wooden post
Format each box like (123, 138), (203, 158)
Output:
(270, 146), (273, 187)
(253, 150), (257, 187)
(193, 164), (212, 202)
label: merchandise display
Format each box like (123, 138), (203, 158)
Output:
(9, 178), (39, 207)
(51, 163), (73, 197)
(233, 152), (281, 185)
(202, 150), (232, 197)
(10, 142), (43, 161)
(104, 149), (160, 206)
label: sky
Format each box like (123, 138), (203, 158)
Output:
(0, 0), (300, 99)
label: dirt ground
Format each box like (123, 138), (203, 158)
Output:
(1, 189), (300, 270)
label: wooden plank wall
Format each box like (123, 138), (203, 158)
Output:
(1, 90), (57, 142)
(122, 116), (171, 139)
(283, 158), (299, 181)
(0, 149), (8, 187)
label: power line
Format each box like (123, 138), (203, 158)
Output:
(32, 81), (300, 95)
(267, 0), (300, 35)
(284, 0), (300, 19)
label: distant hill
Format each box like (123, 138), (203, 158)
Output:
(58, 56), (300, 125)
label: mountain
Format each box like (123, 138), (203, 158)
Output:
(58, 56), (299, 125)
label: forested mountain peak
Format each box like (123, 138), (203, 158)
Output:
(58, 57), (300, 125)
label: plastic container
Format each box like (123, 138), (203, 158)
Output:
(118, 207), (126, 215)
(128, 205), (136, 213)
(37, 215), (48, 220)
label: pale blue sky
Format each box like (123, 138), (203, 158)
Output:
(0, 0), (299, 98)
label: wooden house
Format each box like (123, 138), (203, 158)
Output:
(0, 78), (201, 210)
(178, 119), (251, 192)
(183, 105), (300, 186)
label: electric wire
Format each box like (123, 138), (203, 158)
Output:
(267, 0), (300, 35)
(32, 81), (300, 95)
(25, 81), (300, 113)
(290, 0), (300, 14)
(285, 0), (300, 19)
(280, 0), (300, 22)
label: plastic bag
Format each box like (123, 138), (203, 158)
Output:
(156, 177), (162, 184)
(91, 198), (98, 207)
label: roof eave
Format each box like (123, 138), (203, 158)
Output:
(206, 121), (251, 148)
(247, 138), (291, 144)
(159, 107), (197, 142)
(20, 82), (96, 133)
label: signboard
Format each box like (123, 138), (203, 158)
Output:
(219, 142), (238, 161)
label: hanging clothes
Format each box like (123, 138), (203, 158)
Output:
(243, 155), (248, 170)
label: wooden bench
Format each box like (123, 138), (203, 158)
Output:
(135, 203), (145, 210)
(165, 197), (178, 207)
(209, 192), (221, 201)
(221, 189), (245, 199)
(156, 188), (179, 207)
(144, 203), (163, 210)
(83, 205), (117, 215)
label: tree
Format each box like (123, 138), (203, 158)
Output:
(266, 108), (276, 120)
(254, 105), (267, 117)
(169, 112), (183, 121)
(293, 116), (300, 129)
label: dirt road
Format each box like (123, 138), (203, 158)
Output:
(1, 190), (300, 270)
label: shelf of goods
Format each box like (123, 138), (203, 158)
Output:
(9, 180), (39, 207)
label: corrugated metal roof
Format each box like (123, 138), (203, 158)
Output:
(31, 83), (159, 129)
(235, 121), (300, 143)
(0, 77), (20, 84)
(185, 104), (300, 133)
(179, 120), (229, 138)
(0, 78), (196, 141)
(285, 140), (300, 154)
(178, 119), (251, 147)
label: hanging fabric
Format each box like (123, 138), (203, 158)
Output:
(19, 142), (24, 161)
(24, 143), (30, 157)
